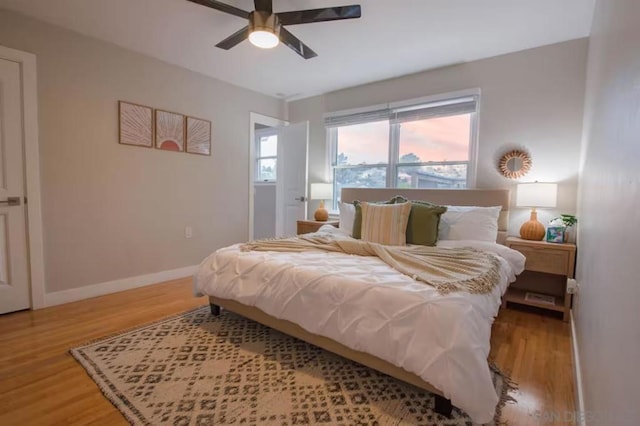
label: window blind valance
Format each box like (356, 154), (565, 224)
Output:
(323, 108), (390, 128)
(391, 98), (476, 124)
(324, 95), (477, 128)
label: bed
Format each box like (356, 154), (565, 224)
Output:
(194, 188), (525, 424)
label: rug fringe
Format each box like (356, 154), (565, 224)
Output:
(70, 348), (149, 426)
(489, 360), (519, 425)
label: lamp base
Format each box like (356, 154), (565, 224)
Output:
(314, 200), (329, 221)
(520, 209), (545, 241)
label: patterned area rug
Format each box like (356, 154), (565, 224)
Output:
(71, 307), (514, 425)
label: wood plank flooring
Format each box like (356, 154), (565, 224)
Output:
(0, 278), (574, 425)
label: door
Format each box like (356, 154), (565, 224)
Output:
(276, 122), (309, 237)
(0, 58), (30, 314)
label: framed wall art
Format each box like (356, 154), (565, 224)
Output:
(118, 101), (153, 148)
(155, 109), (185, 152)
(186, 116), (212, 156)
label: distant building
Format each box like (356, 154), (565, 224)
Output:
(406, 170), (466, 188)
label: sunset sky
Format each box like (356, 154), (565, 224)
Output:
(337, 114), (471, 164)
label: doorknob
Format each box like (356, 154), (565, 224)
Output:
(294, 196), (307, 202)
(0, 197), (20, 206)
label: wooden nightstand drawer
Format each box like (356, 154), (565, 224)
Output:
(509, 244), (570, 276)
(297, 220), (339, 235)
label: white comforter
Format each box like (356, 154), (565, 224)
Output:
(194, 226), (525, 424)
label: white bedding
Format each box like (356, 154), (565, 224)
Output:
(194, 226), (525, 423)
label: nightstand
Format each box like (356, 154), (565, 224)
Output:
(503, 237), (576, 321)
(297, 220), (339, 235)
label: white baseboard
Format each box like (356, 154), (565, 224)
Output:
(570, 310), (586, 426)
(44, 265), (198, 308)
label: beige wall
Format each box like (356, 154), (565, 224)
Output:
(0, 10), (284, 293)
(575, 0), (640, 423)
(289, 40), (588, 234)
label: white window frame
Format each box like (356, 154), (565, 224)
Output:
(327, 89), (480, 204)
(254, 127), (279, 183)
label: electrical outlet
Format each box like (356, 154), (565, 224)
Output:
(185, 226), (193, 239)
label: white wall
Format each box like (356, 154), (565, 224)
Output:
(0, 10), (284, 294)
(289, 40), (588, 234)
(574, 0), (640, 423)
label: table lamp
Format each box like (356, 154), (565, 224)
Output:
(516, 182), (557, 241)
(310, 183), (333, 221)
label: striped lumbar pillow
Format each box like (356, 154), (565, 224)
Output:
(360, 201), (412, 246)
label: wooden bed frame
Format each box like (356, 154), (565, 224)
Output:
(209, 188), (511, 417)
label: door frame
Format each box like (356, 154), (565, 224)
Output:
(248, 112), (288, 240)
(0, 45), (45, 309)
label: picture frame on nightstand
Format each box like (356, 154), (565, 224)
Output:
(546, 226), (565, 243)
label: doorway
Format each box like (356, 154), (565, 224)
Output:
(253, 124), (278, 239)
(249, 113), (287, 240)
(248, 113), (309, 240)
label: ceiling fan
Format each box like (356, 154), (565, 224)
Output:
(187, 0), (362, 59)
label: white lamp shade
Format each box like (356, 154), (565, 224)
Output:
(516, 183), (558, 208)
(310, 183), (333, 200)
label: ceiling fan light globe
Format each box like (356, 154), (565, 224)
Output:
(249, 30), (279, 49)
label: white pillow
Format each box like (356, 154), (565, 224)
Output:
(338, 202), (356, 236)
(438, 205), (502, 242)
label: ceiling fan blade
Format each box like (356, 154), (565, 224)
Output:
(254, 0), (272, 14)
(215, 26), (249, 50)
(186, 0), (249, 19)
(277, 5), (361, 26)
(279, 27), (317, 59)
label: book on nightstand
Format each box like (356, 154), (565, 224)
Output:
(524, 292), (556, 306)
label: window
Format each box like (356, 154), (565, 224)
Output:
(326, 93), (478, 205)
(255, 128), (278, 182)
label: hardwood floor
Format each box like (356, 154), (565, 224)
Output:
(490, 307), (575, 425)
(0, 278), (574, 425)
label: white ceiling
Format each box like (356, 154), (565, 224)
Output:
(0, 0), (595, 100)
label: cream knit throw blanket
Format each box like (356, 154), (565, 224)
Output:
(241, 235), (501, 295)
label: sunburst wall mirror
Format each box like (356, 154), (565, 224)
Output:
(498, 149), (532, 179)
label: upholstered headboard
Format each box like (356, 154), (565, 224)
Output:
(340, 188), (511, 245)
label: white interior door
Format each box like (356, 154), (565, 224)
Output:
(276, 121), (309, 237)
(0, 58), (30, 314)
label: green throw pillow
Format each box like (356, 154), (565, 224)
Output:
(351, 197), (396, 239)
(391, 196), (447, 246)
